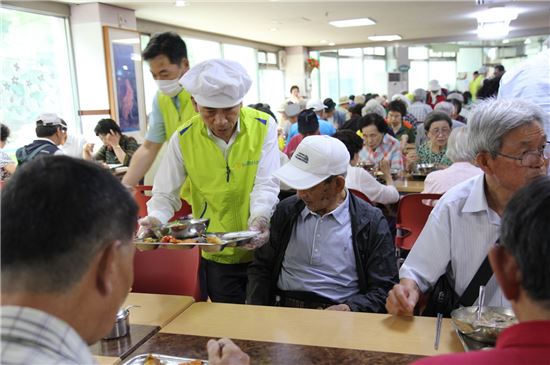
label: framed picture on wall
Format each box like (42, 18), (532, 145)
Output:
(103, 26), (146, 135)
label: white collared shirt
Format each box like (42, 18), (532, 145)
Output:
(422, 162), (483, 194)
(400, 174), (509, 307)
(147, 116), (280, 224)
(345, 165), (399, 204)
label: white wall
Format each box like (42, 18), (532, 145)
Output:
(70, 3), (140, 142)
(456, 48), (483, 91)
(284, 46), (307, 98)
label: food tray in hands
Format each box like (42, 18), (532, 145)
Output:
(134, 231), (259, 251)
(121, 353), (207, 365)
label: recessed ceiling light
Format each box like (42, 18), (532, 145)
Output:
(368, 35), (402, 42)
(477, 22), (510, 39)
(320, 40), (327, 44)
(475, 7), (518, 39)
(270, 27), (278, 32)
(329, 18), (376, 28)
(524, 38), (532, 44)
(328, 42), (336, 46)
(175, 0), (187, 6)
(475, 7), (518, 23)
(502, 39), (510, 44)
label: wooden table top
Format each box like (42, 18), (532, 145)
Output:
(94, 356), (120, 365)
(161, 302), (463, 356)
(127, 332), (423, 365)
(124, 292), (195, 327)
(92, 293), (195, 365)
(394, 177), (425, 194)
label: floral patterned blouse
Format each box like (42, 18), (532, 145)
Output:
(417, 142), (452, 167)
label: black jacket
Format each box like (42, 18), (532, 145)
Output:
(247, 193), (398, 312)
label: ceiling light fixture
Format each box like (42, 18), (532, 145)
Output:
(524, 38), (532, 44)
(320, 40), (327, 44)
(175, 0), (188, 6)
(368, 35), (402, 42)
(329, 18), (376, 28)
(476, 7), (518, 39)
(502, 39), (510, 44)
(270, 27), (278, 32)
(328, 42), (336, 46)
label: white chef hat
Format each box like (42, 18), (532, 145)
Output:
(180, 59), (251, 108)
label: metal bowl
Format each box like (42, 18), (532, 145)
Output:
(103, 308), (130, 340)
(416, 163), (436, 174)
(165, 218), (210, 239)
(451, 306), (517, 344)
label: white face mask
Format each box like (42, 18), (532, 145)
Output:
(156, 78), (183, 97)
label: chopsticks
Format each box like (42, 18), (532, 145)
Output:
(434, 313), (443, 350)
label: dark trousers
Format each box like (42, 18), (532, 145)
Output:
(199, 258), (249, 304)
(275, 290), (337, 309)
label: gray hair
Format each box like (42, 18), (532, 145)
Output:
(413, 88), (426, 102)
(446, 127), (472, 163)
(362, 99), (386, 118)
(467, 98), (547, 158)
(433, 101), (454, 116)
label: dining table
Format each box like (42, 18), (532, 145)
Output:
(122, 302), (463, 365)
(394, 176), (425, 194)
(90, 293), (195, 365)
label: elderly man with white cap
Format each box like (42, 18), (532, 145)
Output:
(285, 99), (336, 145)
(426, 80), (448, 109)
(15, 113), (67, 166)
(139, 59), (280, 304)
(247, 135), (398, 312)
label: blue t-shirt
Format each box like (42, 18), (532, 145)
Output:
(145, 93), (181, 143)
(286, 118), (336, 144)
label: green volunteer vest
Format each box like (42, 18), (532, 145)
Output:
(158, 89), (197, 201)
(178, 107), (269, 264)
(158, 89), (196, 141)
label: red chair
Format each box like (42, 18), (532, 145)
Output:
(133, 185), (192, 220)
(395, 193), (442, 251)
(131, 185), (201, 301)
(132, 246), (202, 301)
(349, 188), (373, 205)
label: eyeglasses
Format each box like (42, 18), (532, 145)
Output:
(428, 128), (451, 136)
(496, 142), (550, 167)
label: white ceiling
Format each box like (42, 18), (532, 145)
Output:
(65, 0), (550, 47)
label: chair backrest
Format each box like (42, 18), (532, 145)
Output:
(133, 185), (192, 221)
(133, 185), (152, 218)
(395, 193), (442, 251)
(132, 247), (202, 301)
(349, 188), (373, 205)
(131, 185), (200, 300)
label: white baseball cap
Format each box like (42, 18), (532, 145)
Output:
(306, 99), (326, 112)
(36, 113), (64, 127)
(180, 59), (251, 108)
(273, 135), (349, 190)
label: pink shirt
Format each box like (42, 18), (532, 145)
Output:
(422, 162), (483, 194)
(284, 134), (304, 158)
